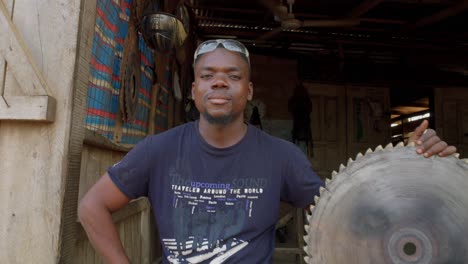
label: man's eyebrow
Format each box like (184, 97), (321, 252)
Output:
(199, 66), (241, 72)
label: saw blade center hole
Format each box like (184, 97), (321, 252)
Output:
(403, 242), (417, 256)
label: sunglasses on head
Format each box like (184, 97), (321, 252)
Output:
(193, 39), (250, 64)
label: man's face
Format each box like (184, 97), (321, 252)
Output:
(192, 48), (253, 125)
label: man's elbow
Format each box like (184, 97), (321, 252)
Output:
(77, 197), (92, 223)
(78, 195), (105, 224)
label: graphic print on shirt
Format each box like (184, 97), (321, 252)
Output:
(163, 168), (269, 263)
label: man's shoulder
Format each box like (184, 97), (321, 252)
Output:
(250, 126), (299, 152)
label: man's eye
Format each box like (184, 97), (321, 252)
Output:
(200, 74), (213, 79)
(229, 75), (241, 80)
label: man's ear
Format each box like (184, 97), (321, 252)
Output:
(247, 82), (253, 101)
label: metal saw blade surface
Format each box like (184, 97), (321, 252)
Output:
(304, 145), (468, 264)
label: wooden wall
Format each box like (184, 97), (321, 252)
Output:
(434, 87), (468, 157)
(250, 54), (297, 120)
(304, 83), (348, 178)
(0, 0), (81, 262)
(249, 53), (392, 179)
(249, 55), (391, 179)
(75, 142), (161, 263)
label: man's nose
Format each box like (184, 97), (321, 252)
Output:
(211, 74), (228, 88)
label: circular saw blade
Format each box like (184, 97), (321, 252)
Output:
(304, 143), (468, 264)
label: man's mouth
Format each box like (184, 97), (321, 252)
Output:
(207, 95), (231, 105)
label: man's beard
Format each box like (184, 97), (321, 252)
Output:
(201, 111), (235, 125)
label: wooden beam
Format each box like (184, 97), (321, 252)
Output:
(197, 15), (406, 26)
(198, 27), (456, 51)
(0, 95), (56, 122)
(386, 0), (452, 4)
(0, 1), (54, 96)
(405, 0), (468, 30)
(190, 5), (265, 14)
(349, 0), (384, 18)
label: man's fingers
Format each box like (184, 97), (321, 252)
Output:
(417, 129), (436, 145)
(408, 120), (429, 143)
(422, 141), (447, 157)
(438, 145), (457, 157)
(416, 133), (440, 154)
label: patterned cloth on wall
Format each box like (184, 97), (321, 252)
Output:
(85, 0), (155, 145)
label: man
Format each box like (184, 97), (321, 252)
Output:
(78, 39), (457, 263)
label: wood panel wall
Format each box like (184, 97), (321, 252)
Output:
(434, 87), (468, 157)
(75, 143), (161, 263)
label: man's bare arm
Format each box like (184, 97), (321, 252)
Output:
(78, 172), (131, 264)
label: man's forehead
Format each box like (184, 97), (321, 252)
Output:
(194, 48), (249, 68)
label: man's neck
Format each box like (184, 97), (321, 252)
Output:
(198, 118), (248, 149)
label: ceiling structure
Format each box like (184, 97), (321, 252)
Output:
(189, 0), (468, 55)
(185, 0), (467, 114)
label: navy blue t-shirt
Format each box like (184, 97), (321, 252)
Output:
(108, 121), (323, 263)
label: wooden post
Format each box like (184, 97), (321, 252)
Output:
(148, 83), (160, 135)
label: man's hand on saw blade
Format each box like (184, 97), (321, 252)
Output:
(408, 120), (457, 158)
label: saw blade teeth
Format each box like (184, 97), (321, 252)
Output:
(319, 186), (326, 195)
(325, 178), (331, 185)
(356, 152), (363, 160)
(347, 158), (354, 166)
(314, 195), (320, 204)
(463, 159), (468, 164)
(365, 148), (373, 154)
(331, 170), (338, 180)
(304, 256), (310, 263)
(309, 204), (315, 212)
(385, 143), (393, 150)
(453, 153), (460, 158)
(303, 246), (308, 254)
(306, 213), (312, 223)
(396, 141), (404, 148)
(303, 234), (309, 243)
(339, 163), (346, 172)
(375, 145), (384, 151)
(407, 141), (416, 147)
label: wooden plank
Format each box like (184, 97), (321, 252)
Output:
(0, 59), (5, 96)
(0, 95), (55, 121)
(0, 0), (54, 96)
(140, 207), (151, 264)
(148, 84), (160, 134)
(274, 247), (304, 254)
(349, 0), (384, 18)
(84, 129), (132, 153)
(405, 0), (468, 30)
(295, 208), (305, 264)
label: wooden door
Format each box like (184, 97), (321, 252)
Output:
(304, 82), (348, 179)
(346, 85), (391, 158)
(434, 87), (468, 157)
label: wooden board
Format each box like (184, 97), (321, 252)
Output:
(0, 95), (56, 121)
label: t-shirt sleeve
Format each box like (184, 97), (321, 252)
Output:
(280, 145), (324, 208)
(107, 136), (152, 199)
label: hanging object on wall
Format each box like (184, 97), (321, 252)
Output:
(185, 95), (199, 122)
(172, 69), (182, 102)
(288, 84), (312, 154)
(119, 2), (141, 122)
(120, 52), (141, 122)
(176, 2), (191, 36)
(245, 100), (266, 129)
(140, 1), (189, 54)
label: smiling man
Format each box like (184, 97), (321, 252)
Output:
(78, 39), (457, 264)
